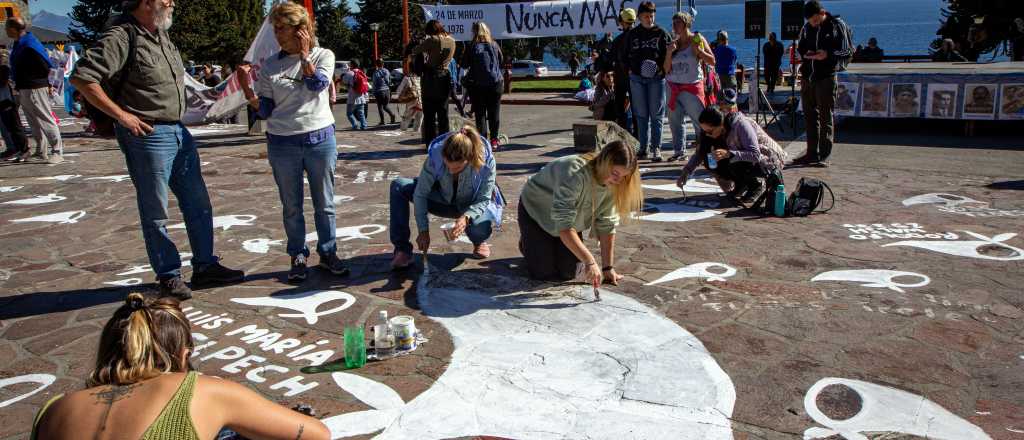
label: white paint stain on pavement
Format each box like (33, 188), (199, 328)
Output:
(168, 215), (256, 231)
(803, 377), (991, 440)
(2, 193), (66, 205)
(85, 175), (132, 183)
(305, 224), (386, 242)
(638, 202), (721, 223)
(0, 186), (23, 192)
(642, 180), (722, 194)
(304, 195), (355, 204)
(35, 174), (81, 182)
(230, 290), (357, 324)
(321, 275), (737, 439)
(242, 238), (283, 254)
(0, 374), (56, 408)
(811, 270), (931, 293)
(901, 193), (984, 207)
(645, 262), (737, 285)
(882, 231), (1024, 261)
(10, 210), (86, 224)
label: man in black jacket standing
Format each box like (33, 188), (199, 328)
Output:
(794, 0), (851, 167)
(611, 8), (637, 136)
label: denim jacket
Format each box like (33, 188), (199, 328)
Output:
(414, 133), (503, 232)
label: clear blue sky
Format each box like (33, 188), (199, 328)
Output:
(33, 0), (361, 17)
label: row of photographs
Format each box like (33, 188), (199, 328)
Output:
(835, 82), (1024, 120)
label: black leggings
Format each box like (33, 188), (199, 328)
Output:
(421, 71), (451, 144)
(375, 90), (396, 124)
(713, 158), (767, 193)
(517, 201), (581, 281)
(469, 85), (502, 140)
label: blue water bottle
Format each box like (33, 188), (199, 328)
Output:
(706, 153), (717, 169)
(774, 184), (786, 216)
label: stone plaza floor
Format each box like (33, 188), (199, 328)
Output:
(0, 105), (1022, 439)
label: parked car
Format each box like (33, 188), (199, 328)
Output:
(510, 60), (548, 78)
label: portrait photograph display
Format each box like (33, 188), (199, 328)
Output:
(962, 84), (997, 119)
(998, 83), (1024, 120)
(836, 82), (859, 116)
(860, 82), (890, 117)
(925, 83), (959, 119)
(890, 83), (922, 117)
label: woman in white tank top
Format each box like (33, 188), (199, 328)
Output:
(663, 12), (715, 162)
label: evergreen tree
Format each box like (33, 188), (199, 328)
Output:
(314, 0), (357, 60)
(69, 0), (123, 46)
(354, 0), (425, 63)
(937, 0), (1024, 61)
(171, 0), (264, 66)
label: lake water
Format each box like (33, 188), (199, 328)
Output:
(545, 0), (955, 69)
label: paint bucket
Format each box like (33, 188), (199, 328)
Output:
(390, 315), (417, 351)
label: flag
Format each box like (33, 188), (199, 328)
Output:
(205, 16), (281, 121)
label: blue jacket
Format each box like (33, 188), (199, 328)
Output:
(414, 132), (504, 232)
(10, 32), (53, 88)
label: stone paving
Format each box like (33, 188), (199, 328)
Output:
(0, 107), (1022, 440)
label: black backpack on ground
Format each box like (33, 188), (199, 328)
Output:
(786, 177), (835, 216)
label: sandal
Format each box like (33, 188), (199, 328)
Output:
(472, 242), (491, 259)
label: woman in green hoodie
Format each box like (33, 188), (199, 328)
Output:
(517, 141), (643, 287)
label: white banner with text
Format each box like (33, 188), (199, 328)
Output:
(420, 0), (627, 41)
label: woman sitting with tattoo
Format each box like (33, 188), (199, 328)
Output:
(29, 293), (329, 440)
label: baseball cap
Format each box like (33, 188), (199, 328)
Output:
(619, 8), (636, 23)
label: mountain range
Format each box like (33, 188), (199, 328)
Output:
(31, 10), (73, 34)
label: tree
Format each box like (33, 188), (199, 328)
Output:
(936, 0), (1024, 61)
(171, 0), (264, 66)
(314, 0), (358, 60)
(69, 0), (123, 46)
(354, 0), (425, 63)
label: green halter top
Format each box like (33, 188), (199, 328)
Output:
(32, 371), (201, 440)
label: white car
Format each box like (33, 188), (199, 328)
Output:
(510, 60), (548, 78)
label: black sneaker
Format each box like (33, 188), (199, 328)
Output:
(288, 254), (308, 282)
(637, 150), (649, 160)
(190, 261), (245, 288)
(159, 276), (193, 300)
(317, 253), (350, 277)
(667, 152), (684, 162)
(0, 149), (17, 160)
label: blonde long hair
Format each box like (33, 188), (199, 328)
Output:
(471, 22), (494, 44)
(270, 2), (316, 39)
(586, 141), (643, 223)
(89, 293), (193, 386)
(443, 125), (486, 171)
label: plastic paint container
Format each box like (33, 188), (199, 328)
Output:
(390, 315), (417, 351)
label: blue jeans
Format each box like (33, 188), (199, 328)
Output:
(116, 123), (216, 279)
(267, 133), (338, 258)
(388, 177), (493, 254)
(667, 88), (705, 154)
(346, 102), (367, 129)
(629, 74), (666, 153)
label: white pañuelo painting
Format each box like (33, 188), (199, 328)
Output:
(642, 180), (723, 194)
(901, 193), (984, 208)
(305, 224), (386, 242)
(1, 193), (66, 205)
(320, 275), (737, 439)
(168, 214), (256, 231)
(882, 231), (1024, 261)
(0, 374), (56, 408)
(810, 270), (931, 293)
(0, 185), (24, 192)
(645, 262), (738, 285)
(230, 290), (357, 325)
(305, 194), (355, 205)
(242, 238), (283, 254)
(104, 278), (143, 287)
(439, 222), (473, 244)
(10, 210), (86, 224)
(85, 175), (132, 183)
(36, 174), (81, 182)
(638, 202), (722, 223)
(803, 377), (991, 440)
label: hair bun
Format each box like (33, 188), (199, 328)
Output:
(126, 293), (146, 311)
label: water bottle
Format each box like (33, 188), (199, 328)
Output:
(774, 184), (786, 216)
(706, 153), (717, 169)
(375, 310), (394, 358)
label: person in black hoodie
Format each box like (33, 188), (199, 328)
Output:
(611, 8), (638, 137)
(625, 1), (671, 162)
(793, 0), (852, 167)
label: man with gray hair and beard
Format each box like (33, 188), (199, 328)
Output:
(71, 0), (244, 299)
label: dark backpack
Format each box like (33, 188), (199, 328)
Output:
(85, 22), (138, 138)
(786, 177), (835, 217)
(351, 69), (370, 95)
(468, 42), (502, 89)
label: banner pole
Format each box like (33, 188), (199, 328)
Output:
(403, 0), (410, 47)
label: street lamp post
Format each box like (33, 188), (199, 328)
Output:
(370, 23), (381, 61)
